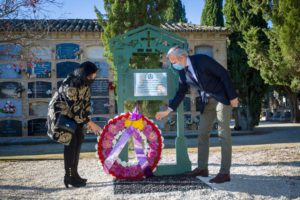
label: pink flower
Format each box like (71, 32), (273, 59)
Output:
(102, 139), (112, 149)
(105, 131), (114, 141)
(149, 141), (158, 149)
(143, 125), (152, 136)
(148, 132), (157, 142)
(115, 120), (125, 132)
(108, 125), (117, 133)
(148, 149), (158, 160)
(148, 157), (155, 166)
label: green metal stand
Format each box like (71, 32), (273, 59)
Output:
(110, 24), (191, 175)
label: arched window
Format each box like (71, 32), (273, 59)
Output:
(195, 45), (213, 57)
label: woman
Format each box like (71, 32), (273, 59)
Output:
(47, 61), (102, 188)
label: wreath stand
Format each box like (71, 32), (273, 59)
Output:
(109, 24), (191, 176)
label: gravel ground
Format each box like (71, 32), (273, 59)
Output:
(0, 144), (299, 200)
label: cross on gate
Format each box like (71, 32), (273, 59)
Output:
(141, 31), (155, 47)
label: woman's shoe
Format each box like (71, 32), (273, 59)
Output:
(74, 172), (87, 183)
(64, 176), (86, 188)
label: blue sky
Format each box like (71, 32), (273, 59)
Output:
(46, 0), (204, 25)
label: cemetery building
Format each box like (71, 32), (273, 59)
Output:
(0, 19), (230, 137)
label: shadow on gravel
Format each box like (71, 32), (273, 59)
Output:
(113, 174), (210, 194)
(0, 185), (60, 193)
(205, 174), (300, 199)
(208, 161), (300, 167)
(85, 181), (114, 188)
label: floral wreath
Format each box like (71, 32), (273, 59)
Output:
(97, 107), (163, 179)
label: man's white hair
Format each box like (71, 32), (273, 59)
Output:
(166, 46), (188, 58)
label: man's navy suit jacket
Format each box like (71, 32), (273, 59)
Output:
(169, 54), (237, 113)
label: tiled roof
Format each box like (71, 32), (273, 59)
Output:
(161, 23), (231, 33)
(0, 19), (230, 33)
(0, 19), (102, 32)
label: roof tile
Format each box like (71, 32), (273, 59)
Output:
(0, 19), (230, 33)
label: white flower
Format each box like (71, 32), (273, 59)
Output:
(120, 161), (128, 167)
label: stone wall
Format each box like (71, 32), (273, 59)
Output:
(0, 30), (228, 137)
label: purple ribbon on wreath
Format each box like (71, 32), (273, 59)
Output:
(103, 107), (153, 178)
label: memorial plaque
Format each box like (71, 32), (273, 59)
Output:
(86, 46), (104, 59)
(56, 62), (80, 78)
(92, 117), (109, 128)
(29, 102), (48, 117)
(56, 43), (80, 59)
(95, 61), (109, 78)
(28, 118), (47, 136)
(91, 98), (110, 114)
(0, 44), (22, 60)
(184, 97), (191, 112)
(28, 62), (51, 78)
(0, 99), (22, 117)
(0, 120), (22, 137)
(28, 81), (52, 98)
(0, 63), (22, 79)
(134, 72), (167, 96)
(0, 82), (21, 98)
(30, 47), (51, 60)
(91, 80), (109, 96)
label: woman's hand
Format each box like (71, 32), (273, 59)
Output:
(87, 121), (102, 135)
(155, 110), (171, 120)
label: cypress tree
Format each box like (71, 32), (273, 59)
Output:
(242, 0), (300, 122)
(95, 0), (170, 117)
(224, 0), (268, 130)
(201, 0), (224, 26)
(164, 0), (187, 23)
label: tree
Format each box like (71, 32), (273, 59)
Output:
(164, 0), (187, 23)
(241, 0), (300, 122)
(95, 0), (170, 117)
(0, 0), (62, 45)
(224, 0), (268, 130)
(201, 0), (224, 26)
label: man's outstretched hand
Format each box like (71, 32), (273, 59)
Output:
(155, 110), (171, 120)
(230, 98), (239, 108)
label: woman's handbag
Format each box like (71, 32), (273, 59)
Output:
(56, 115), (77, 134)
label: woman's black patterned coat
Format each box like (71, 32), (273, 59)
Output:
(47, 75), (91, 145)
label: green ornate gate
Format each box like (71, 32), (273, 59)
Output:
(109, 24), (191, 175)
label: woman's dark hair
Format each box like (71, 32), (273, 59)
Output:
(67, 61), (98, 87)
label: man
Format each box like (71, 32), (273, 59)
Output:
(155, 46), (239, 183)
